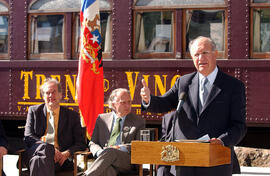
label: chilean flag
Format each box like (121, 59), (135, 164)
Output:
(77, 0), (104, 138)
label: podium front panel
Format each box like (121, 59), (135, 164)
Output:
(131, 141), (231, 167)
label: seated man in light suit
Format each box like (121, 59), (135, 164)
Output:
(82, 88), (145, 176)
(23, 78), (86, 176)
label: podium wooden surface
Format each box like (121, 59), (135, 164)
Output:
(131, 141), (231, 168)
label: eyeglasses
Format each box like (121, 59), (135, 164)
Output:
(115, 100), (132, 105)
(193, 51), (213, 58)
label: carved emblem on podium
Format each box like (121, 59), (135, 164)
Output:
(161, 145), (180, 162)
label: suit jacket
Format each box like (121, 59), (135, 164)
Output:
(143, 69), (246, 175)
(89, 112), (145, 156)
(24, 104), (86, 155)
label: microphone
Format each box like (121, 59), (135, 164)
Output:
(172, 92), (186, 141)
(176, 92), (187, 113)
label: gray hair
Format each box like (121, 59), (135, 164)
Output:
(108, 88), (130, 111)
(40, 78), (62, 96)
(189, 36), (216, 52)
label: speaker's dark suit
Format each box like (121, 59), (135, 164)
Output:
(86, 112), (145, 176)
(143, 69), (246, 176)
(24, 104), (86, 176)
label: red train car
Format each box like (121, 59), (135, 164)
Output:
(1, 0), (270, 151)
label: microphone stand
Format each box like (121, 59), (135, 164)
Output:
(171, 111), (179, 142)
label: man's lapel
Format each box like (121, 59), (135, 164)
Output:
(57, 107), (65, 136)
(106, 112), (114, 133)
(188, 73), (200, 115)
(121, 113), (132, 143)
(42, 105), (47, 134)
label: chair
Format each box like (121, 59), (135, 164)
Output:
(17, 149), (92, 176)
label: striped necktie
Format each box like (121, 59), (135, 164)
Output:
(201, 77), (209, 106)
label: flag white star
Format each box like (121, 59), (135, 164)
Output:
(91, 34), (99, 44)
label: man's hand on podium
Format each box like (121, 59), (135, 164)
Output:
(209, 138), (224, 145)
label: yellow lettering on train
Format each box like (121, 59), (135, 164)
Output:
(20, 71), (33, 100)
(105, 108), (112, 113)
(154, 75), (167, 96)
(142, 75), (150, 87)
(35, 74), (46, 99)
(146, 112), (152, 115)
(104, 79), (109, 92)
(64, 75), (77, 101)
(136, 108), (141, 115)
(51, 75), (61, 82)
(171, 75), (181, 88)
(17, 106), (21, 111)
(125, 72), (139, 100)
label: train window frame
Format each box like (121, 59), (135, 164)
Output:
(183, 8), (228, 59)
(133, 10), (176, 59)
(250, 2), (270, 59)
(133, 2), (228, 59)
(0, 0), (9, 60)
(72, 10), (112, 60)
(0, 13), (9, 60)
(251, 0), (270, 4)
(28, 13), (66, 60)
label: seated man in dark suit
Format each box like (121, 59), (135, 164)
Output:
(82, 88), (145, 176)
(24, 78), (86, 176)
(0, 120), (8, 176)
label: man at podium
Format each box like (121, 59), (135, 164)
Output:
(140, 36), (246, 176)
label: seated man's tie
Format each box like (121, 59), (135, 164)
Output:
(108, 117), (121, 146)
(46, 111), (55, 145)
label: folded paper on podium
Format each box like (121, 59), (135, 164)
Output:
(131, 141), (231, 167)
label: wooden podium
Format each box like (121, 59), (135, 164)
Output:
(131, 141), (231, 176)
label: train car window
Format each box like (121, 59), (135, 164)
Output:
(134, 11), (175, 59)
(28, 0), (111, 60)
(30, 0), (110, 11)
(29, 14), (64, 60)
(253, 9), (270, 52)
(251, 8), (270, 58)
(133, 1), (227, 59)
(72, 12), (112, 59)
(0, 2), (7, 12)
(0, 2), (8, 60)
(253, 0), (270, 2)
(185, 9), (226, 59)
(30, 0), (80, 11)
(0, 16), (8, 55)
(135, 0), (225, 6)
